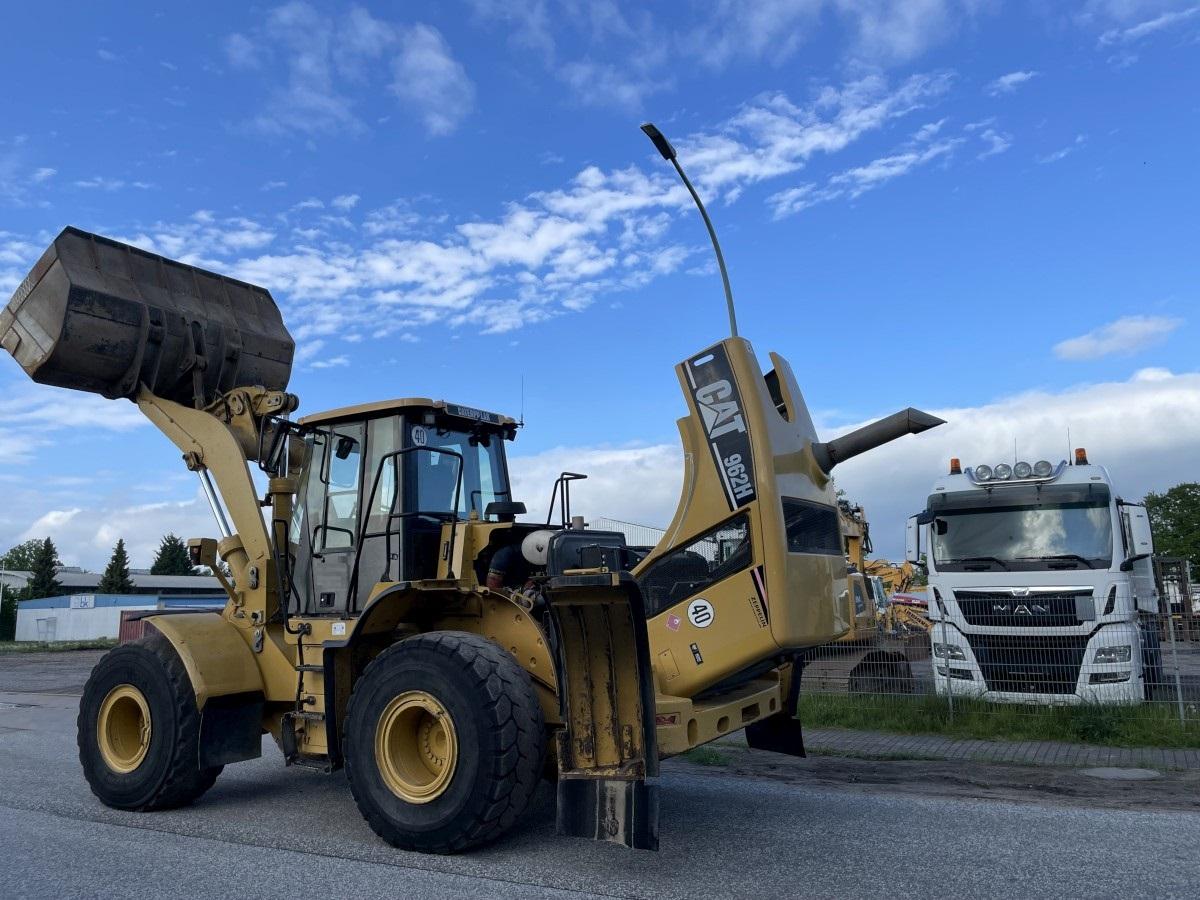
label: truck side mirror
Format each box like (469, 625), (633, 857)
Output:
(905, 515), (921, 564)
(1122, 503), (1154, 563)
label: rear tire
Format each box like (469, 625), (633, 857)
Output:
(78, 638), (222, 810)
(343, 631), (545, 854)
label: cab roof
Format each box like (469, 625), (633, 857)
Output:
(299, 397), (516, 428)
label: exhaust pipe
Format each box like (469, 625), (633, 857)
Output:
(812, 407), (945, 474)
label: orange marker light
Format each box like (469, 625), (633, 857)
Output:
(949, 457), (962, 475)
(1074, 447), (1089, 465)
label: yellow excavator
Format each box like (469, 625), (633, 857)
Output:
(0, 124), (942, 852)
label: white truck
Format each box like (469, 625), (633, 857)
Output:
(906, 449), (1161, 704)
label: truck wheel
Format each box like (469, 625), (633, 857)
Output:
(343, 631), (545, 854)
(1140, 621), (1164, 700)
(77, 639), (222, 810)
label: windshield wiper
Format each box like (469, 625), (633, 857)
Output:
(1016, 554), (1096, 570)
(952, 556), (1010, 570)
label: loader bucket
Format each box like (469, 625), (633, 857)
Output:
(0, 227), (293, 407)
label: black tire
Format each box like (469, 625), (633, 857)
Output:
(1141, 620), (1164, 701)
(78, 638), (222, 810)
(343, 631), (546, 854)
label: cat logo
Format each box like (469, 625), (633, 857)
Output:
(695, 380), (746, 440)
(686, 344), (757, 509)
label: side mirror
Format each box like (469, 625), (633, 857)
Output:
(905, 515), (922, 564)
(1122, 503), (1155, 561)
(257, 417), (292, 475)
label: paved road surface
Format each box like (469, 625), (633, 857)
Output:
(2, 652), (1199, 899)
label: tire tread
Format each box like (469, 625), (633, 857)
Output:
(343, 631), (545, 853)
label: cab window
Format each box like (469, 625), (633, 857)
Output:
(321, 424), (364, 549)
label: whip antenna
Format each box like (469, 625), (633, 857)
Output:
(641, 122), (738, 338)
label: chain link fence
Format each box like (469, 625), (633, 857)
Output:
(595, 515), (1200, 747)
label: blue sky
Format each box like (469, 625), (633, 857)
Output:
(1, 1), (1198, 568)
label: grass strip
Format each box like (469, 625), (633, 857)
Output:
(799, 692), (1200, 749)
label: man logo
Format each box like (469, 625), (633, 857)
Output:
(688, 598), (715, 628)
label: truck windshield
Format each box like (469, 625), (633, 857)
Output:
(929, 484), (1113, 572)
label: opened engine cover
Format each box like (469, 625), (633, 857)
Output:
(0, 227), (294, 406)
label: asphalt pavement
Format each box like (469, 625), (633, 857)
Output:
(3, 651), (1200, 899)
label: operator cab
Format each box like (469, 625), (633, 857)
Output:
(287, 399), (522, 616)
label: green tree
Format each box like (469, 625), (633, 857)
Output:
(24, 537), (64, 600)
(1, 538), (55, 572)
(1144, 483), (1200, 573)
(150, 533), (196, 576)
(97, 539), (136, 594)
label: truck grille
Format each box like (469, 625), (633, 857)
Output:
(955, 590), (1092, 628)
(964, 634), (1089, 695)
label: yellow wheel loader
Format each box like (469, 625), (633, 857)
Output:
(0, 126), (943, 852)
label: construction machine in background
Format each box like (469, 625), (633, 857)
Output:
(797, 501), (931, 696)
(0, 125), (944, 853)
(863, 558), (920, 595)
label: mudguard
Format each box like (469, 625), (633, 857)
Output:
(145, 613), (265, 767)
(544, 572), (659, 851)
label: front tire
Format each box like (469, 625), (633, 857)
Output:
(343, 631), (545, 854)
(78, 639), (222, 810)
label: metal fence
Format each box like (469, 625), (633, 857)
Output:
(595, 515), (1200, 743)
(801, 558), (1200, 740)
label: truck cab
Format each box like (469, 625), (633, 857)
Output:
(907, 450), (1159, 704)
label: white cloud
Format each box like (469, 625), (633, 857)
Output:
(509, 443), (683, 527)
(1098, 4), (1200, 44)
(974, 127), (1012, 158)
(768, 111), (962, 217)
(308, 354), (350, 369)
(390, 24), (476, 136)
(559, 60), (664, 110)
(225, 32), (259, 68)
(0, 384), (147, 466)
(1053, 315), (1184, 360)
(331, 193), (360, 210)
(73, 177), (153, 191)
(31, 167), (56, 183)
(118, 211), (276, 264)
(684, 72), (954, 199)
(986, 70), (1038, 95)
(19, 492), (215, 571)
(231, 3), (393, 136)
(1037, 134), (1087, 164)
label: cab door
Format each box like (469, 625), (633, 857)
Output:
(290, 423), (365, 615)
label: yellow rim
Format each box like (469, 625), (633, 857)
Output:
(374, 690), (458, 804)
(96, 684), (152, 774)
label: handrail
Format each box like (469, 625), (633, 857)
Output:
(346, 445), (465, 608)
(545, 472), (588, 527)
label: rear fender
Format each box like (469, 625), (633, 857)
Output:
(544, 572), (659, 851)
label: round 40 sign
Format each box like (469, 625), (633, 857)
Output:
(687, 598), (714, 628)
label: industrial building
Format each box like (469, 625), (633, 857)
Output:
(3, 570), (226, 642)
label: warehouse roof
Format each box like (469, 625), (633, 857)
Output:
(0, 569), (224, 594)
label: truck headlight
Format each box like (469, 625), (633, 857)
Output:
(1093, 645), (1132, 664)
(934, 642), (966, 660)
